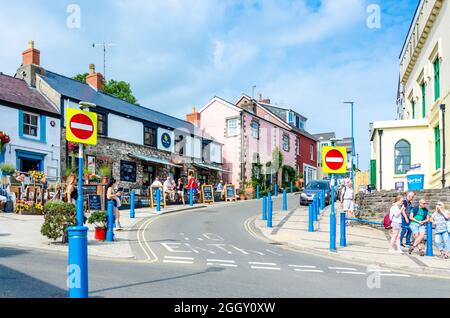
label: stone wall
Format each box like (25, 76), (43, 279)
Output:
(356, 189), (450, 220)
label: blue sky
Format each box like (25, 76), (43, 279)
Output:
(0, 0), (419, 169)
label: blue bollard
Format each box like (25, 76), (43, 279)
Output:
(274, 184), (278, 197)
(312, 196), (318, 222)
(283, 189), (287, 211)
(76, 149), (84, 226)
(130, 191), (135, 219)
(106, 201), (114, 242)
(340, 212), (347, 247)
(308, 204), (314, 232)
(290, 181), (293, 193)
(189, 188), (193, 207)
(322, 190), (326, 210)
(267, 195), (273, 228)
(156, 189), (161, 213)
(330, 185), (336, 251)
(256, 185), (260, 200)
(68, 226), (89, 298)
(262, 196), (267, 221)
(426, 221), (433, 257)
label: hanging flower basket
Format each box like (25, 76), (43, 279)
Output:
(0, 131), (11, 152)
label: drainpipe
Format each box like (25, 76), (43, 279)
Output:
(378, 129), (383, 191)
(441, 104), (446, 189)
(240, 111), (245, 189)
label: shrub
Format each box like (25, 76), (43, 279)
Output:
(0, 163), (15, 175)
(41, 201), (77, 241)
(88, 211), (108, 229)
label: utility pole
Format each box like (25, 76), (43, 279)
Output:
(441, 104), (446, 189)
(92, 42), (116, 81)
(344, 102), (355, 186)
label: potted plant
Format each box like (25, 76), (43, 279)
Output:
(0, 131), (11, 152)
(0, 163), (15, 176)
(41, 201), (78, 243)
(89, 174), (102, 184)
(99, 165), (111, 184)
(239, 189), (246, 201)
(88, 211), (108, 241)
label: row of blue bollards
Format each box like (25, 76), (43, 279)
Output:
(261, 189), (289, 228)
(256, 182), (296, 201)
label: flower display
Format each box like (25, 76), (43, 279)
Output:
(0, 131), (11, 151)
(15, 200), (32, 214)
(68, 142), (79, 152)
(29, 170), (46, 183)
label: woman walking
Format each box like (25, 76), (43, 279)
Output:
(389, 195), (405, 254)
(431, 202), (449, 259)
(106, 178), (122, 230)
(66, 175), (78, 204)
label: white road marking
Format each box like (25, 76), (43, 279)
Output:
(164, 256), (195, 260)
(379, 273), (411, 278)
(289, 265), (317, 269)
(251, 266), (281, 271)
(336, 271), (367, 275)
(231, 245), (249, 255)
(186, 244), (217, 254)
(160, 242), (192, 253)
(208, 244), (233, 254)
(265, 249), (283, 256)
(203, 233), (224, 241)
(207, 259), (235, 263)
(368, 269), (391, 273)
(163, 260), (194, 264)
(328, 267), (357, 271)
(249, 262), (277, 266)
(197, 238), (204, 241)
(294, 269), (324, 273)
(184, 238), (190, 241)
(207, 263), (238, 268)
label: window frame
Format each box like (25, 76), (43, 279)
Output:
(421, 81), (426, 118)
(250, 121), (260, 139)
(434, 57), (440, 101)
(282, 134), (290, 152)
(435, 125), (441, 170)
(394, 139), (411, 175)
(310, 144), (314, 161)
(226, 118), (239, 137)
(96, 112), (107, 136)
(143, 126), (157, 147)
(22, 111), (40, 139)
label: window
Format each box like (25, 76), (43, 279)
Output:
(282, 135), (290, 152)
(310, 144), (314, 161)
(299, 122), (304, 129)
(435, 126), (441, 170)
(144, 127), (156, 147)
(296, 116), (300, 129)
(251, 121), (259, 139)
(227, 118), (238, 136)
(421, 82), (426, 118)
(97, 113), (106, 136)
(434, 58), (440, 101)
(23, 112), (39, 137)
(394, 140), (411, 174)
(411, 99), (415, 119)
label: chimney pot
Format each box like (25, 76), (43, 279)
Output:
(22, 40), (40, 66)
(86, 64), (104, 91)
(186, 105), (201, 127)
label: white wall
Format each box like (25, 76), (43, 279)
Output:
(0, 104), (61, 178)
(107, 113), (143, 145)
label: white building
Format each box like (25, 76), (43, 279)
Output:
(0, 73), (61, 179)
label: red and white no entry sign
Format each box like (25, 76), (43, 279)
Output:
(322, 147), (347, 174)
(69, 113), (94, 140)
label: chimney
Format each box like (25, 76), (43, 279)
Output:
(260, 98), (271, 104)
(22, 40), (40, 66)
(86, 64), (104, 91)
(186, 105), (201, 127)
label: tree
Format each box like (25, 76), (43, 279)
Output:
(73, 73), (139, 105)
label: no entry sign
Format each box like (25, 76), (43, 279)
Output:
(66, 108), (98, 145)
(322, 146), (347, 174)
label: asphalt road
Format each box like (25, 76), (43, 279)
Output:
(1, 195), (450, 298)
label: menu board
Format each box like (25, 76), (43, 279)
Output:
(88, 195), (102, 211)
(201, 185), (214, 203)
(225, 184), (236, 201)
(150, 186), (166, 209)
(120, 160), (137, 183)
(82, 185), (98, 200)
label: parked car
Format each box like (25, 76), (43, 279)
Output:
(299, 180), (334, 206)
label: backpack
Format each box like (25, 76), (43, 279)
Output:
(383, 211), (392, 229)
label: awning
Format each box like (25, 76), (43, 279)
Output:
(128, 152), (182, 168)
(192, 162), (231, 173)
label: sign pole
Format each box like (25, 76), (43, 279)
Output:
(76, 144), (84, 226)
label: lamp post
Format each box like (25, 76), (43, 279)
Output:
(344, 102), (355, 186)
(441, 104), (446, 189)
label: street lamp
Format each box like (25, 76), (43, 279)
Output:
(344, 102), (355, 186)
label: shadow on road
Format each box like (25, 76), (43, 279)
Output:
(89, 267), (225, 295)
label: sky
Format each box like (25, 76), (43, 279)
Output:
(0, 0), (419, 170)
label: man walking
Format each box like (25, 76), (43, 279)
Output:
(400, 192), (415, 247)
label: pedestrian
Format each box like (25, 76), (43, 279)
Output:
(408, 199), (430, 256)
(187, 173), (198, 193)
(400, 192), (415, 247)
(341, 180), (355, 225)
(431, 202), (449, 259)
(151, 177), (163, 188)
(176, 178), (185, 205)
(106, 178), (122, 230)
(389, 195), (405, 254)
(66, 174), (78, 205)
(163, 176), (174, 201)
(216, 180), (225, 200)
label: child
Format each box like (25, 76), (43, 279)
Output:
(431, 202), (449, 259)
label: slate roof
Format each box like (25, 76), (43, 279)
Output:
(40, 70), (197, 133)
(0, 73), (59, 115)
(313, 132), (336, 141)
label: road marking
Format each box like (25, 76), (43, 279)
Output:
(265, 249), (283, 256)
(207, 259), (235, 263)
(137, 217), (159, 263)
(368, 269), (391, 273)
(249, 262), (277, 266)
(250, 266), (281, 271)
(163, 260), (194, 264)
(164, 256), (195, 260)
(336, 271), (367, 275)
(207, 263), (238, 268)
(160, 242), (193, 253)
(184, 238), (190, 241)
(208, 244), (233, 254)
(231, 245), (249, 255)
(328, 267), (357, 271)
(289, 265), (317, 269)
(379, 273), (411, 278)
(197, 238), (204, 241)
(203, 233), (224, 241)
(294, 269), (324, 273)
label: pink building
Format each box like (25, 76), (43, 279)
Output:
(191, 96), (297, 188)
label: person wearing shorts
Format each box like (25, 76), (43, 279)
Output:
(341, 180), (355, 225)
(408, 199), (429, 256)
(389, 195), (405, 253)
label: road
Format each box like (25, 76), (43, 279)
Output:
(1, 195), (450, 298)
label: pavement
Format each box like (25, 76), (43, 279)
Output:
(254, 203), (450, 278)
(0, 203), (208, 259)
